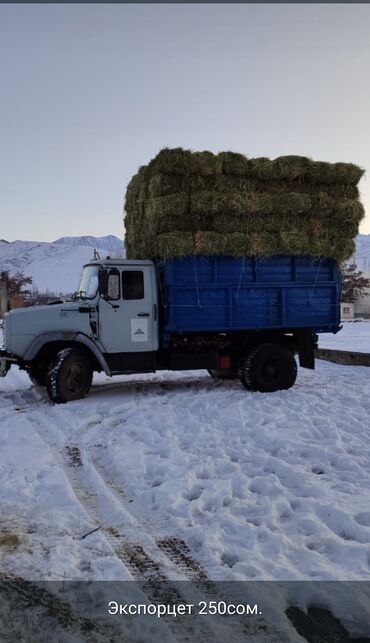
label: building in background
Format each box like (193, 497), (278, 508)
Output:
(355, 288), (370, 318)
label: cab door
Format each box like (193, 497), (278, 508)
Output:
(98, 265), (158, 354)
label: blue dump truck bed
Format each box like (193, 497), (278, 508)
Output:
(159, 255), (341, 335)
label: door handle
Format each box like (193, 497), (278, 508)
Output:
(137, 312), (150, 317)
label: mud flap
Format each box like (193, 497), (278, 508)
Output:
(295, 329), (316, 369)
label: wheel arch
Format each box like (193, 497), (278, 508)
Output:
(23, 332), (111, 376)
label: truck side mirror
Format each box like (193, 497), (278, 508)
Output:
(99, 270), (109, 298)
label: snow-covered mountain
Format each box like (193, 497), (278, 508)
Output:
(1, 233), (370, 294)
(54, 235), (123, 251)
(0, 235), (124, 294)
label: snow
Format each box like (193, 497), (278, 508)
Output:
(1, 323), (370, 638)
(54, 235), (123, 251)
(0, 235), (124, 294)
(1, 323), (370, 584)
(319, 319), (370, 352)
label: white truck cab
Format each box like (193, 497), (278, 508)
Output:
(0, 259), (159, 402)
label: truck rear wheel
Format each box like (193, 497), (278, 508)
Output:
(207, 368), (238, 380)
(239, 343), (297, 392)
(46, 348), (93, 404)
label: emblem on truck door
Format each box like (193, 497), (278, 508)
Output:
(131, 318), (148, 342)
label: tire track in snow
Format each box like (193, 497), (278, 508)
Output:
(27, 410), (260, 643)
(0, 575), (122, 642)
(4, 387), (289, 642)
(78, 449), (286, 641)
(0, 386), (49, 421)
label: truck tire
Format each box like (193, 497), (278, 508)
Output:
(239, 343), (297, 392)
(207, 368), (238, 380)
(28, 364), (49, 387)
(46, 348), (93, 404)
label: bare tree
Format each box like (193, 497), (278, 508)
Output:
(341, 262), (370, 303)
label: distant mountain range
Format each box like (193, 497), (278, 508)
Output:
(0, 233), (369, 294)
(0, 235), (124, 294)
(54, 235), (123, 251)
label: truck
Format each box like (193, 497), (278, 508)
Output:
(0, 254), (341, 403)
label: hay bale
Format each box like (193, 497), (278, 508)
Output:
(157, 232), (194, 258)
(307, 161), (364, 185)
(189, 151), (222, 175)
(146, 148), (222, 176)
(145, 194), (189, 220)
(190, 191), (258, 217)
(194, 231), (226, 254)
(147, 148), (191, 175)
(217, 151), (250, 176)
(271, 156), (312, 180)
(190, 191), (316, 217)
(124, 148), (364, 261)
(223, 233), (250, 257)
(148, 173), (188, 198)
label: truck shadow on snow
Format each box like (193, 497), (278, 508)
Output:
(89, 374), (242, 398)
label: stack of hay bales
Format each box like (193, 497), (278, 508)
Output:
(124, 148), (365, 262)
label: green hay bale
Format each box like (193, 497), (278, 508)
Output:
(248, 157), (274, 180)
(145, 194), (189, 220)
(332, 163), (365, 185)
(223, 233), (249, 256)
(146, 209), (204, 236)
(306, 161), (365, 185)
(333, 199), (365, 225)
(217, 151), (250, 176)
(190, 191), (314, 217)
(247, 232), (283, 256)
(271, 155), (312, 181)
(147, 148), (191, 175)
(190, 191), (259, 217)
(146, 148), (222, 177)
(190, 174), (259, 195)
(279, 230), (315, 256)
(188, 151), (222, 175)
(257, 193), (313, 216)
(248, 156), (364, 186)
(212, 213), (315, 235)
(194, 231), (227, 254)
(189, 174), (360, 199)
(137, 148), (364, 186)
(148, 174), (188, 198)
(157, 232), (194, 258)
(335, 239), (356, 263)
(124, 148), (364, 262)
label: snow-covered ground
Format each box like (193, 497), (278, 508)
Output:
(319, 319), (370, 352)
(1, 322), (370, 586)
(1, 323), (370, 638)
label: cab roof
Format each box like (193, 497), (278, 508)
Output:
(84, 258), (154, 267)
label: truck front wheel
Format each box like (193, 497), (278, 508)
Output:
(28, 364), (49, 387)
(46, 348), (93, 404)
(239, 343), (297, 392)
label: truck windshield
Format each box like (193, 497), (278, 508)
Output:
(76, 265), (100, 299)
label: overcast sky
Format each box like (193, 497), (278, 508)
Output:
(0, 4), (369, 242)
